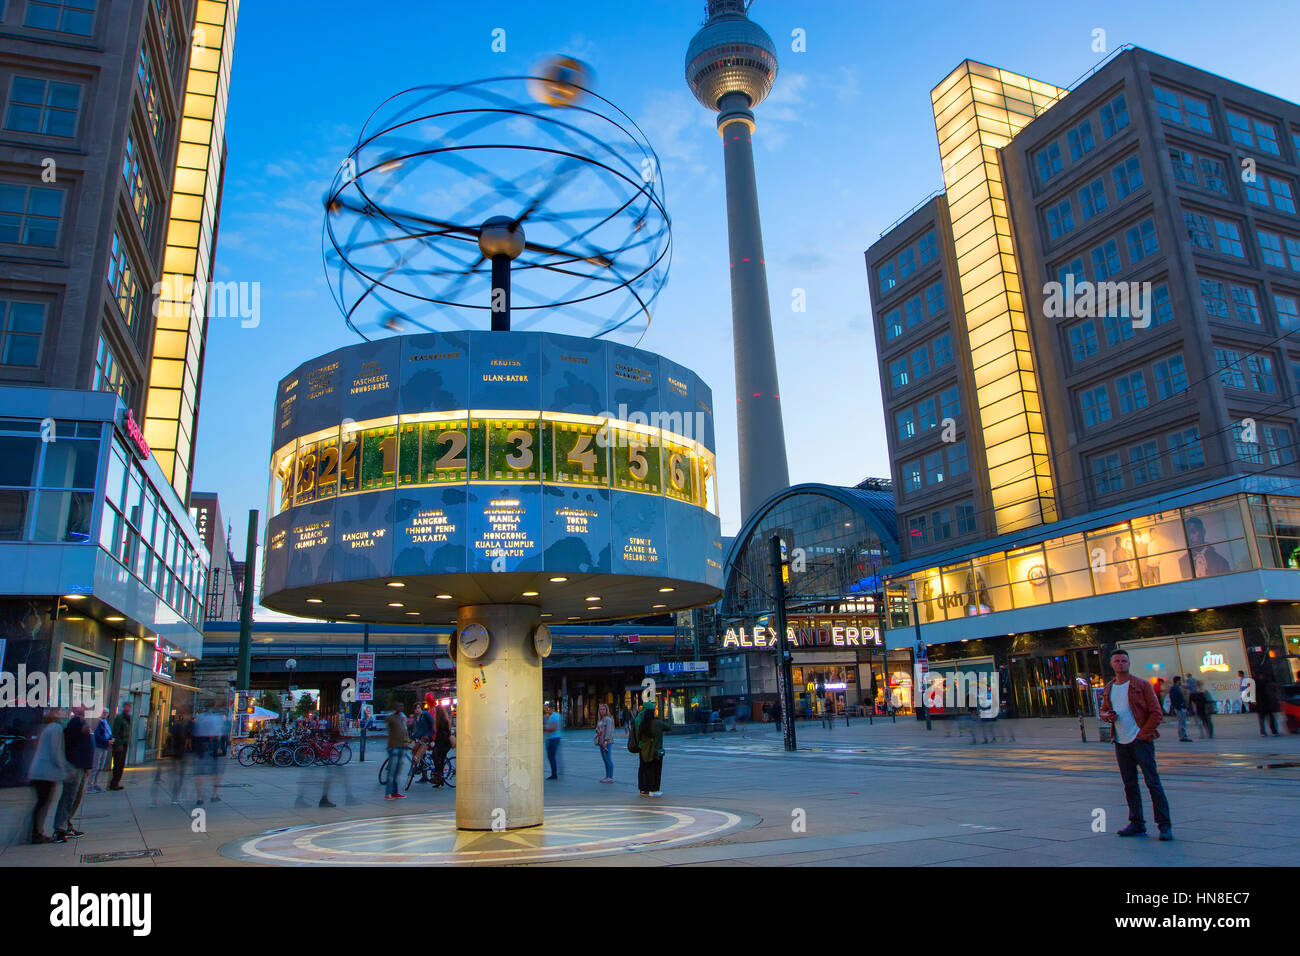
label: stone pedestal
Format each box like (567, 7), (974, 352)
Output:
(454, 603), (543, 830)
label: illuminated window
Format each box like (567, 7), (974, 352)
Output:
(1078, 179), (1106, 220)
(889, 358), (908, 390)
(1046, 199), (1074, 240)
(0, 182), (63, 246)
(1036, 142), (1062, 185)
(92, 335), (132, 405)
(1274, 292), (1300, 331)
(1229, 283), (1260, 324)
(1112, 157), (1143, 199)
(1091, 239), (1121, 279)
(925, 280), (945, 315)
(1213, 219), (1244, 258)
(883, 308), (902, 340)
(878, 262), (896, 292)
(137, 47), (163, 146)
(916, 397), (937, 432)
(1199, 158), (1228, 195)
(4, 76), (80, 137)
(1115, 371), (1148, 413)
(1168, 426), (1205, 473)
(948, 441), (968, 477)
(904, 459), (922, 493)
(1153, 354), (1188, 399)
(1079, 386), (1111, 428)
(25, 0), (95, 35)
(1068, 119), (1095, 161)
(1129, 441), (1162, 485)
(904, 295), (923, 329)
(1185, 213), (1212, 251)
(1227, 109), (1279, 155)
(0, 300), (45, 366)
(924, 451), (944, 485)
(1200, 278), (1230, 319)
(1213, 348), (1246, 389)
(1090, 453), (1124, 495)
(932, 332), (953, 369)
(1068, 321), (1098, 362)
(122, 134), (153, 237)
(106, 231), (140, 330)
(895, 407), (915, 442)
(919, 230), (938, 265)
(1101, 95), (1129, 139)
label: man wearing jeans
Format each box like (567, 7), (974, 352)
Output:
(543, 705), (562, 780)
(1099, 649), (1173, 841)
(1169, 675), (1191, 741)
(54, 705), (94, 842)
(384, 703), (408, 801)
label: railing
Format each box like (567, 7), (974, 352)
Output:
(876, 188), (945, 240)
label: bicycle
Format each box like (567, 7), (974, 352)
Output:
(406, 749), (455, 791)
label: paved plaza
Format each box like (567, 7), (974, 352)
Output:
(2, 715), (1296, 867)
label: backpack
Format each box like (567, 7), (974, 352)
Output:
(93, 718), (111, 747)
(626, 715), (640, 754)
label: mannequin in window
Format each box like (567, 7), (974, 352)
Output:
(1178, 516), (1230, 578)
(1112, 536), (1136, 589)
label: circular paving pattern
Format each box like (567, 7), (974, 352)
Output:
(221, 805), (750, 866)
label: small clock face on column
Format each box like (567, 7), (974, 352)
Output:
(458, 623), (490, 660)
(532, 624), (552, 659)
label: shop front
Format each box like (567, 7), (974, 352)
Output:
(1119, 630), (1251, 714)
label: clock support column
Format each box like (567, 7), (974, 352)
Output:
(454, 603), (544, 830)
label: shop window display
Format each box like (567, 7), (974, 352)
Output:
(1007, 544), (1051, 609)
(1086, 523), (1140, 594)
(1179, 501), (1247, 578)
(1044, 533), (1092, 602)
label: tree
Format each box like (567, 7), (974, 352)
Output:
(256, 690), (281, 713)
(292, 693), (316, 718)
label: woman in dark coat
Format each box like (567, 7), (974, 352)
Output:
(1256, 674), (1282, 736)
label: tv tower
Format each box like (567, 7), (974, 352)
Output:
(686, 0), (789, 520)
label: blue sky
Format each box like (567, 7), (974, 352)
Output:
(195, 0), (1300, 560)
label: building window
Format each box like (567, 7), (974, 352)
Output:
(948, 441), (969, 477)
(1151, 283), (1173, 326)
(1078, 179), (1107, 220)
(4, 75), (80, 137)
(904, 459), (922, 493)
(1227, 109), (1280, 155)
(955, 502), (976, 535)
(1036, 142), (1062, 185)
(1153, 85), (1212, 134)
(1057, 257), (1085, 284)
(1244, 175), (1268, 207)
(1068, 119), (1095, 161)
(1153, 85), (1182, 124)
(899, 247), (916, 279)
(1184, 95), (1213, 135)
(879, 262), (896, 292)
(895, 407), (915, 442)
(1126, 218), (1158, 263)
(1113, 157), (1143, 198)
(92, 336), (132, 405)
(1258, 229), (1285, 268)
(0, 183), (63, 246)
(1169, 148), (1195, 185)
(1264, 425), (1294, 466)
(890, 358), (909, 390)
(1200, 278), (1230, 320)
(924, 451), (944, 486)
(1154, 354), (1188, 399)
(25, 0), (95, 35)
(1214, 219), (1244, 258)
(1168, 426), (1205, 473)
(917, 397), (937, 432)
(903, 295), (923, 330)
(1080, 386), (1112, 428)
(925, 280), (945, 315)
(1274, 292), (1300, 331)
(1246, 352), (1276, 393)
(1229, 283), (1260, 324)
(1214, 348), (1247, 389)
(106, 231), (141, 331)
(1091, 453), (1124, 495)
(122, 133), (154, 237)
(911, 346), (930, 381)
(1233, 421), (1262, 464)
(1069, 321), (1098, 362)
(932, 332), (953, 369)
(1267, 175), (1296, 214)
(919, 230), (938, 265)
(1185, 212), (1213, 251)
(939, 386), (960, 420)
(0, 300), (45, 366)
(883, 308), (902, 340)
(1100, 94), (1129, 139)
(1091, 239), (1121, 279)
(1115, 371), (1148, 413)
(1200, 157), (1228, 195)
(1103, 311), (1135, 347)
(137, 47), (163, 146)
(931, 507), (953, 542)
(907, 514), (928, 547)
(1046, 199), (1074, 240)
(1130, 440), (1162, 485)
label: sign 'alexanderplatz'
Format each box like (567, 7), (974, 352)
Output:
(259, 70), (722, 831)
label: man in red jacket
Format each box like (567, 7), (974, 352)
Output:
(1099, 649), (1173, 840)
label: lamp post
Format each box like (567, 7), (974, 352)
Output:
(769, 534), (796, 751)
(909, 586), (932, 731)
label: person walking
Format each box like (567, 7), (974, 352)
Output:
(1256, 672), (1282, 736)
(1169, 676), (1192, 741)
(543, 704), (562, 780)
(384, 703), (408, 800)
(1197, 680), (1216, 739)
(634, 700), (670, 797)
(430, 705), (454, 787)
(1099, 649), (1173, 841)
(1185, 674), (1213, 739)
(412, 698), (435, 782)
(53, 705), (94, 843)
(595, 703), (615, 783)
(107, 702), (131, 790)
(27, 708), (70, 844)
(89, 708), (113, 793)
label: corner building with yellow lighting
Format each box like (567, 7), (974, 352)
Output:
(867, 49), (1300, 717)
(0, 1), (236, 765)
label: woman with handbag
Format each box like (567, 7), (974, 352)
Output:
(431, 706), (454, 787)
(594, 703), (614, 783)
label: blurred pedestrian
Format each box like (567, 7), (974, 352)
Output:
(1256, 672), (1282, 737)
(543, 704), (562, 780)
(1169, 676), (1191, 741)
(53, 705), (93, 842)
(595, 702), (614, 783)
(431, 705), (454, 787)
(89, 708), (113, 792)
(384, 702), (408, 800)
(635, 700), (671, 797)
(107, 702), (131, 790)
(27, 708), (69, 844)
(193, 708), (223, 805)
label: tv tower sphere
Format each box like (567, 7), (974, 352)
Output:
(685, 0), (778, 111)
